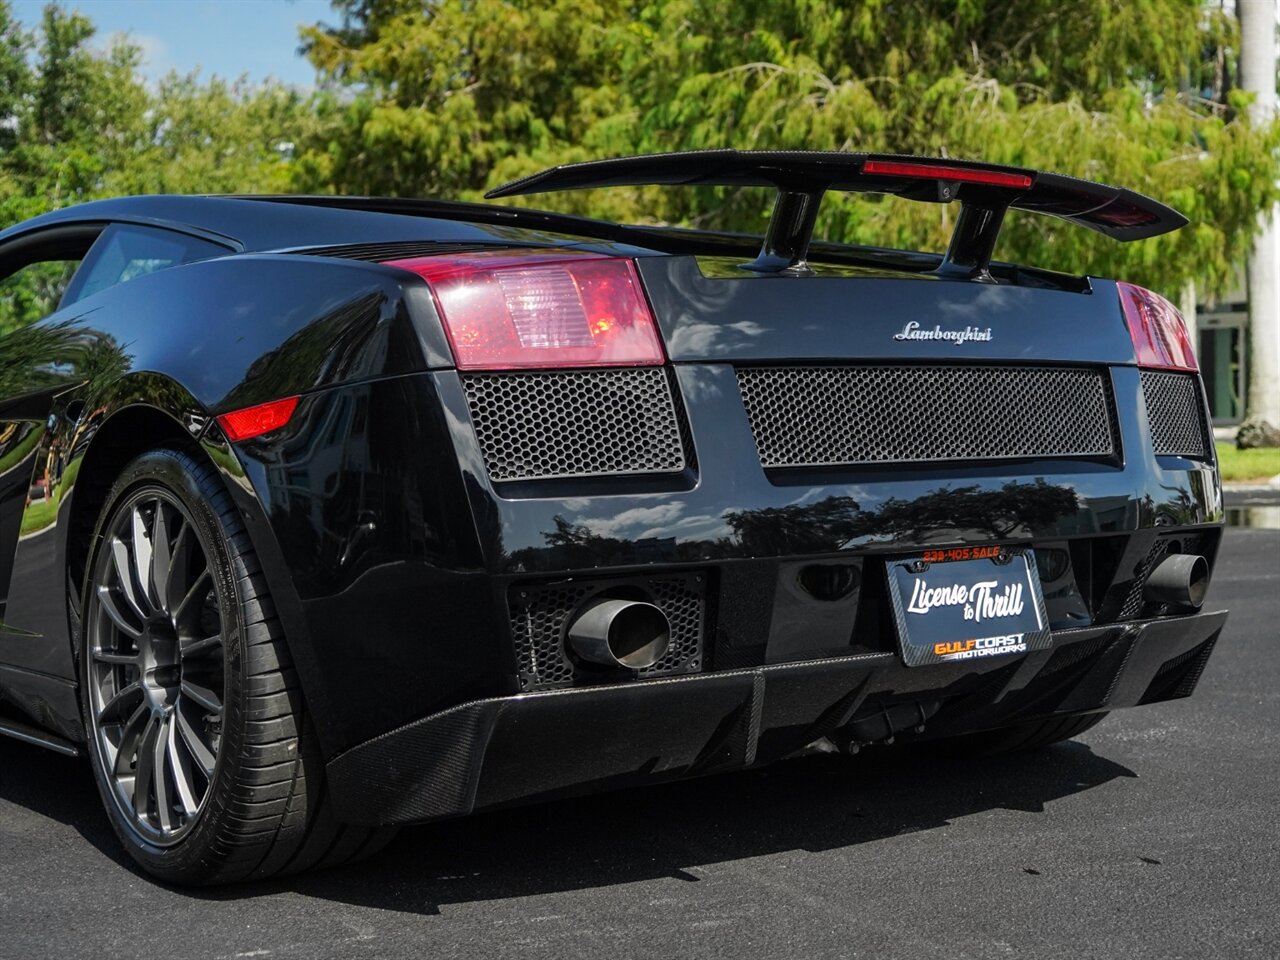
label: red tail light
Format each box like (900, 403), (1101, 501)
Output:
(861, 159), (1033, 189)
(386, 251), (665, 370)
(216, 396), (299, 442)
(1117, 282), (1197, 372)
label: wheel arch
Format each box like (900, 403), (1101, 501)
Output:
(64, 390), (315, 735)
(65, 403), (195, 593)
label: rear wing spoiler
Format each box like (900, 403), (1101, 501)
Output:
(487, 150), (1186, 278)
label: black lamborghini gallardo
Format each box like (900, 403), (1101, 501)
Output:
(0, 152), (1226, 884)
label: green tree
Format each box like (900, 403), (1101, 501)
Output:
(0, 2), (30, 156)
(1, 4), (149, 227)
(295, 0), (1280, 297)
(0, 1), (313, 333)
(0, 2), (311, 222)
(101, 74), (310, 197)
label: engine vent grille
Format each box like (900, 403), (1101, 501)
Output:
(461, 368), (686, 481)
(1141, 371), (1210, 458)
(736, 364), (1115, 467)
(508, 573), (705, 689)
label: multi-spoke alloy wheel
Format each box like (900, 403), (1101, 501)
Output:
(86, 490), (224, 845)
(81, 448), (394, 885)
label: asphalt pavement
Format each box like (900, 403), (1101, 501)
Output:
(2, 528), (1278, 960)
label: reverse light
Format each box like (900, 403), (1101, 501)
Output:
(861, 159), (1033, 190)
(385, 251), (665, 370)
(1117, 281), (1197, 372)
(216, 396), (299, 442)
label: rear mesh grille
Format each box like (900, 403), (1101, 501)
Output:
(508, 574), (705, 689)
(461, 368), (686, 481)
(736, 364), (1115, 467)
(1141, 371), (1210, 458)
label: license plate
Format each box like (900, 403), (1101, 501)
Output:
(885, 546), (1052, 667)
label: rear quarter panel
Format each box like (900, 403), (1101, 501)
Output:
(0, 253), (444, 740)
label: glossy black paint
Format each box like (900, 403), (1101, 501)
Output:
(0, 233), (471, 734)
(0, 193), (782, 264)
(0, 190), (1226, 793)
(218, 377), (503, 752)
(638, 256), (1133, 364)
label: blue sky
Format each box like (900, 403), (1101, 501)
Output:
(10, 0), (335, 87)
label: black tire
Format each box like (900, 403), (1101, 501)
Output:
(942, 712), (1109, 757)
(78, 447), (394, 885)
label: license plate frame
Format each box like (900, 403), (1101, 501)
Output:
(884, 545), (1052, 667)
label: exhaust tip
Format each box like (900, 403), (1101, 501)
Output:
(1143, 553), (1209, 610)
(567, 598), (670, 670)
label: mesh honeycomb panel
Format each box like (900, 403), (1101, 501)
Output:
(508, 574), (705, 689)
(735, 364), (1115, 467)
(1141, 371), (1210, 458)
(462, 369), (686, 481)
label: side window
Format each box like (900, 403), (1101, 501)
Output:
(0, 260), (80, 336)
(60, 224), (230, 307)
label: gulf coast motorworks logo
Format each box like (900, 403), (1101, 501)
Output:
(906, 576), (1029, 661)
(893, 320), (993, 345)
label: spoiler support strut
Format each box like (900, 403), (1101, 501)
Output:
(742, 189), (824, 275)
(936, 200), (1009, 282)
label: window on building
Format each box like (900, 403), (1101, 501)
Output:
(1199, 314), (1246, 425)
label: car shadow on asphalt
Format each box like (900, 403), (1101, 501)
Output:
(0, 735), (1136, 910)
(0, 737), (137, 871)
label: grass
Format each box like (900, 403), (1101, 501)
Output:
(0, 423), (44, 474)
(19, 497), (58, 535)
(1216, 442), (1280, 484)
(17, 454), (82, 537)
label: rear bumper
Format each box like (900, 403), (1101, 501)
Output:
(327, 608), (1227, 826)
(226, 368), (1225, 761)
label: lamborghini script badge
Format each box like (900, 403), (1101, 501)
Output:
(893, 321), (993, 344)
